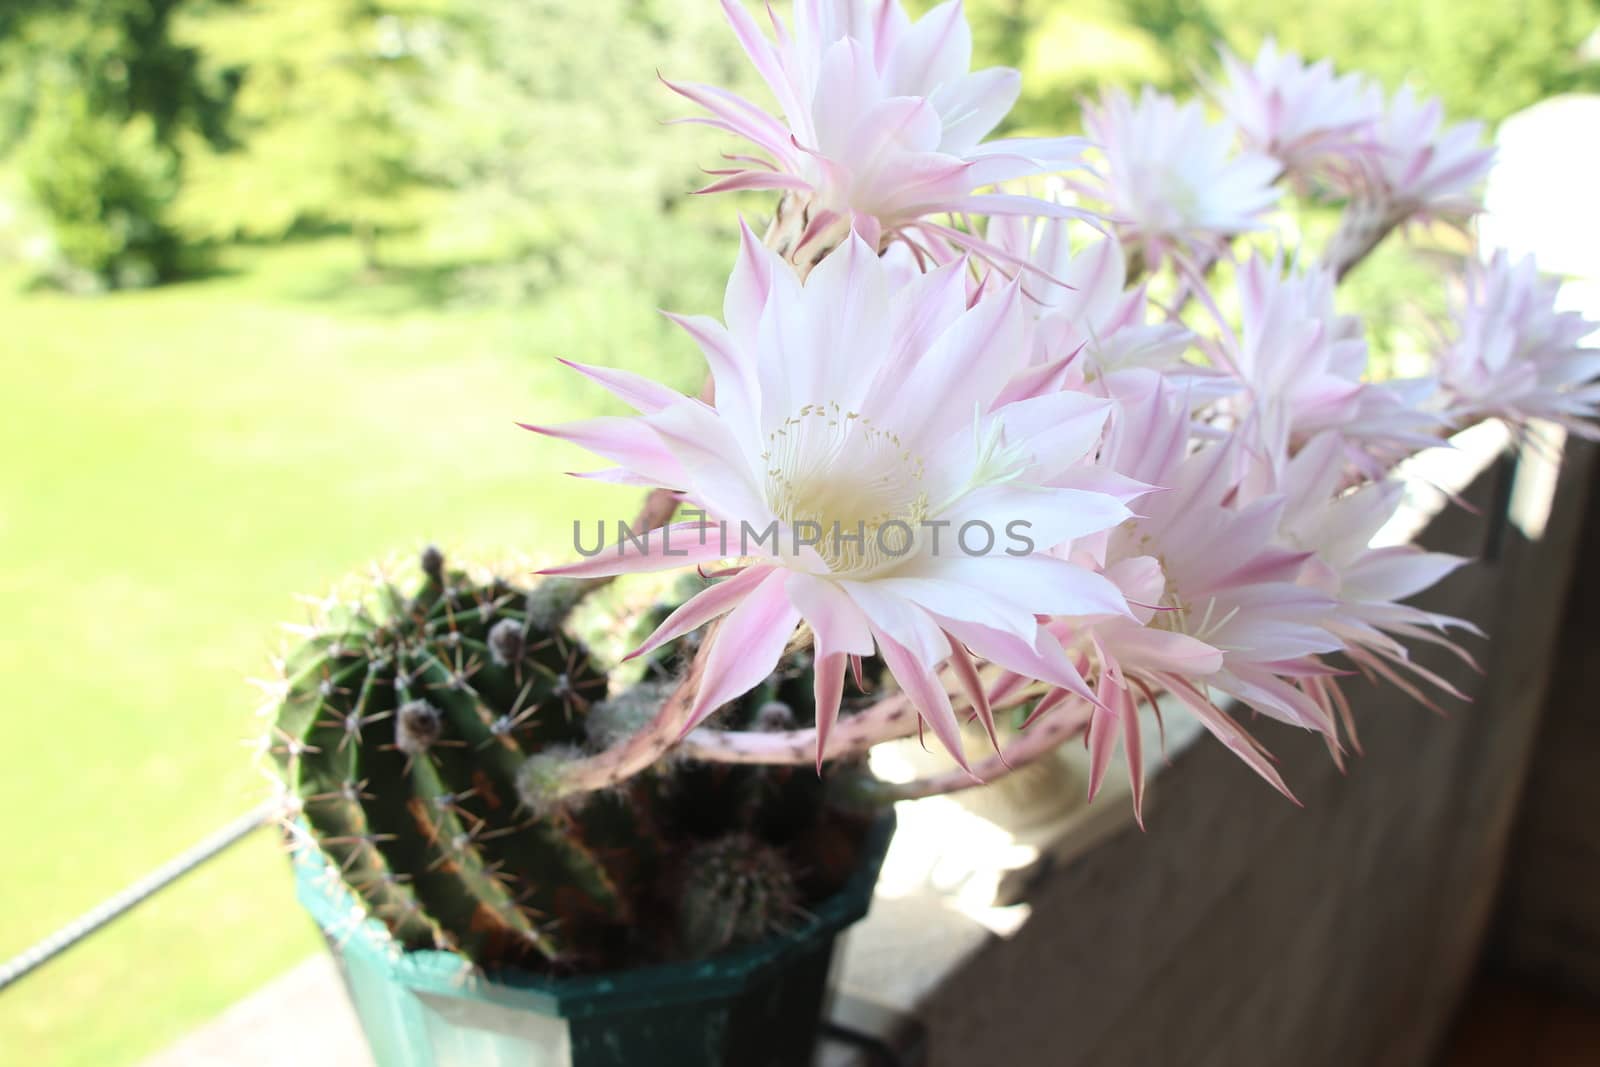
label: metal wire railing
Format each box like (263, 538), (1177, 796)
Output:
(0, 800), (277, 994)
(0, 802), (926, 1065)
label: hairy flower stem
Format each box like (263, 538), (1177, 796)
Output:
(877, 700), (1094, 802)
(548, 626), (717, 799)
(678, 693), (918, 765)
(1322, 197), (1404, 282)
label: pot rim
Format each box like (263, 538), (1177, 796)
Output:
(294, 808), (896, 1016)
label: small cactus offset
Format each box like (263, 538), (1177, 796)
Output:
(676, 835), (801, 959)
(271, 548), (875, 974)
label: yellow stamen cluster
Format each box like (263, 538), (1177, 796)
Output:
(761, 402), (929, 576)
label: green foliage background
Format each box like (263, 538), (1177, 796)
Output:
(964, 0), (1600, 129)
(0, 2), (1595, 1066)
(5, 0), (1596, 287)
(0, 0), (234, 285)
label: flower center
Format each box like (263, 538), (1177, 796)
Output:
(1150, 581), (1239, 646)
(1133, 164), (1201, 233)
(761, 403), (928, 576)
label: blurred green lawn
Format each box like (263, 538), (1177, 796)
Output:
(0, 236), (703, 1066)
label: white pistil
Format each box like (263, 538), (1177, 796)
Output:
(930, 404), (1033, 515)
(762, 402), (929, 576)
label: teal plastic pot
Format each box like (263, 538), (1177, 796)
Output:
(293, 811), (895, 1067)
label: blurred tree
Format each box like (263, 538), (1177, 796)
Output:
(178, 0), (440, 269)
(1202, 0), (1599, 124)
(8, 0), (1590, 294)
(945, 0), (1599, 130)
(390, 0), (758, 302)
(0, 0), (236, 286)
(19, 92), (183, 287)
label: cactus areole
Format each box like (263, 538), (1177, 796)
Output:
(272, 548), (892, 1065)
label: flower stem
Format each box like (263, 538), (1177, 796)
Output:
(1323, 197), (1405, 282)
(547, 627), (718, 798)
(677, 693), (918, 765)
(876, 700), (1092, 802)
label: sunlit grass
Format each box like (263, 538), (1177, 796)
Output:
(0, 235), (703, 1066)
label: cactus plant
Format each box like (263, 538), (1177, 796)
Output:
(270, 547), (874, 974)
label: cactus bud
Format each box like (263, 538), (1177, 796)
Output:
(419, 544), (445, 581)
(525, 577), (586, 630)
(487, 618), (526, 667)
(395, 699), (443, 756)
(515, 744), (589, 815)
(676, 834), (800, 959)
(585, 679), (672, 751)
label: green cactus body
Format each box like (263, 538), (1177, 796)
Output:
(273, 553), (879, 974)
(272, 553), (669, 969)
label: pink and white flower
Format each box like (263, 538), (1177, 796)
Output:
(1035, 373), (1344, 812)
(1276, 433), (1476, 724)
(528, 226), (1142, 769)
(509, 24), (1589, 818)
(670, 0), (1087, 263)
(1212, 39), (1379, 187)
(984, 214), (1194, 384)
(1215, 253), (1441, 477)
(1081, 87), (1280, 266)
(1436, 250), (1600, 437)
(1340, 85), (1494, 222)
